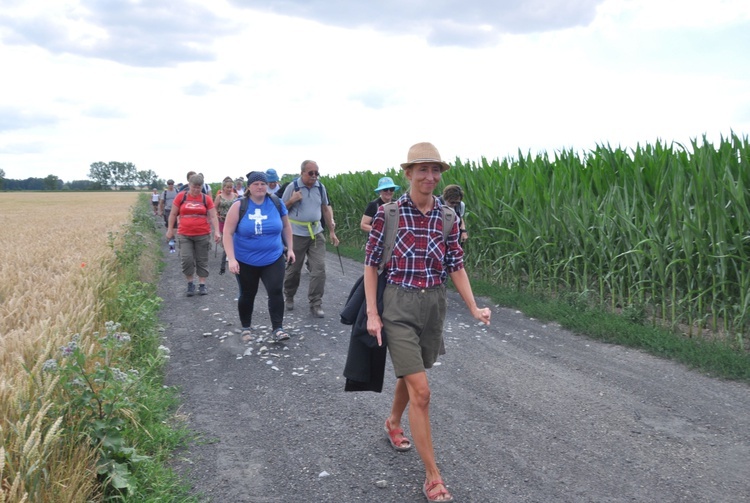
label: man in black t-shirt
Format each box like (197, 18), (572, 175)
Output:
(360, 176), (400, 233)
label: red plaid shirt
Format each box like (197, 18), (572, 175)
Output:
(365, 193), (464, 289)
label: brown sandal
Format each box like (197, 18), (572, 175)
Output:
(423, 479), (454, 503)
(384, 419), (412, 451)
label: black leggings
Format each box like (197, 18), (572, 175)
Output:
(236, 254), (285, 330)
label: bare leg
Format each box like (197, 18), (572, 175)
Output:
(387, 377), (409, 429)
(403, 371), (451, 500)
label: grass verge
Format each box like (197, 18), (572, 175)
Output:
(332, 243), (750, 383)
(99, 195), (198, 502)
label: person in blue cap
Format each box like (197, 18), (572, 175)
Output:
(360, 176), (400, 233)
(265, 168), (281, 197)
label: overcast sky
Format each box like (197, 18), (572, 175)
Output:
(1, 0), (748, 183)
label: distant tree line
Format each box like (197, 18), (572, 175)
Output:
(87, 161), (160, 189)
(0, 162), (164, 191)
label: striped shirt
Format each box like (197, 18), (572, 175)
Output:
(365, 193), (464, 289)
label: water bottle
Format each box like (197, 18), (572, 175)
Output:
(168, 239), (175, 253)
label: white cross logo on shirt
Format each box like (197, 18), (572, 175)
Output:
(247, 208), (267, 234)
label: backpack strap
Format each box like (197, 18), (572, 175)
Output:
(440, 205), (456, 243)
(239, 196), (249, 221)
(179, 192), (206, 207)
(269, 194), (283, 214)
(379, 202), (399, 273)
(239, 194), (283, 222)
(293, 178), (326, 202)
(379, 201), (455, 272)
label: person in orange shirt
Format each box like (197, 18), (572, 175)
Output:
(166, 173), (221, 296)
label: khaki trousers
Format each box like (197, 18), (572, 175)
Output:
(283, 233), (327, 308)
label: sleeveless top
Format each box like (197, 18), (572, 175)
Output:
(216, 194), (238, 222)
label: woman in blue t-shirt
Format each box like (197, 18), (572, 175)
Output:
(223, 171), (296, 343)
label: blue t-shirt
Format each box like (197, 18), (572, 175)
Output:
(234, 196), (288, 266)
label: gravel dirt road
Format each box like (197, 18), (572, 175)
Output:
(158, 241), (750, 503)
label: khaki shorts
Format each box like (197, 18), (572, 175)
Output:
(381, 283), (446, 377)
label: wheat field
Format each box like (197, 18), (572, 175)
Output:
(0, 192), (138, 502)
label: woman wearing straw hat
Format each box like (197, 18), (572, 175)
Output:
(360, 176), (400, 233)
(363, 142), (491, 503)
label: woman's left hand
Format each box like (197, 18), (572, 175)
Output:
(286, 250), (296, 264)
(473, 306), (491, 325)
(213, 231), (222, 243)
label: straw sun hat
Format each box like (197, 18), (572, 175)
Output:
(400, 142), (451, 172)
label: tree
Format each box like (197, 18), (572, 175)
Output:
(88, 161), (139, 188)
(0, 168), (5, 189)
(43, 174), (62, 191)
(88, 162), (112, 187)
(66, 179), (97, 190)
(136, 169), (158, 188)
(111, 162), (137, 188)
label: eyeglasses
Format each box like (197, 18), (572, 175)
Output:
(381, 188), (395, 192)
(307, 171), (320, 177)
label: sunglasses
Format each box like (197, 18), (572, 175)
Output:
(307, 171), (320, 177)
(381, 188), (395, 192)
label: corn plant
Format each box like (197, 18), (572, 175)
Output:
(324, 133), (750, 346)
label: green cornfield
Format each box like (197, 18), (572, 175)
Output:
(325, 133), (750, 348)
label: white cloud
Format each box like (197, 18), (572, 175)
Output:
(0, 0), (748, 182)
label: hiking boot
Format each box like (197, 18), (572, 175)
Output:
(186, 282), (195, 297)
(310, 306), (325, 318)
(285, 298), (294, 311)
(198, 284), (207, 296)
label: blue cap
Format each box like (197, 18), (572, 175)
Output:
(265, 169), (280, 183)
(374, 176), (400, 193)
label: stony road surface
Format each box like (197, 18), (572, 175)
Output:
(158, 240), (750, 503)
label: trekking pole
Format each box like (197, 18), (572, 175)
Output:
(336, 246), (345, 276)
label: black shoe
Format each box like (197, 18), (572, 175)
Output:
(198, 284), (207, 296)
(186, 282), (195, 297)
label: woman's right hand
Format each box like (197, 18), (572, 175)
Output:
(366, 312), (384, 347)
(228, 258), (240, 275)
(166, 229), (174, 240)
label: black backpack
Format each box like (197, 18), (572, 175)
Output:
(286, 178), (329, 230)
(238, 194), (283, 221)
(177, 192), (207, 211)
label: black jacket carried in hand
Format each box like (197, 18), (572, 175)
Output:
(341, 272), (388, 392)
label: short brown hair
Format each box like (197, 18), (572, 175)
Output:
(442, 184), (464, 204)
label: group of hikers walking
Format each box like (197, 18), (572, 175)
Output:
(158, 142), (490, 503)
